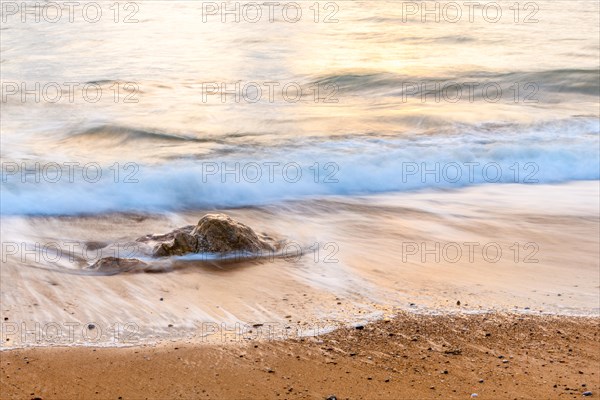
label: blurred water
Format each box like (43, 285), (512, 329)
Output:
(1, 0), (599, 214)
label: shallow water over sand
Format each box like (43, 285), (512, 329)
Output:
(1, 182), (598, 348)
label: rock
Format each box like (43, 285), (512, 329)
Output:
(85, 241), (108, 251)
(192, 214), (274, 253)
(153, 231), (198, 257)
(583, 392), (592, 397)
(326, 396), (337, 400)
(471, 394), (478, 398)
(148, 214), (278, 257)
(87, 257), (147, 274)
(444, 349), (462, 355)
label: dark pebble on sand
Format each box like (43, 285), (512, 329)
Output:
(87, 324), (95, 330)
(326, 396), (337, 400)
(456, 300), (461, 306)
(160, 298), (163, 301)
(355, 325), (364, 330)
(583, 391), (592, 397)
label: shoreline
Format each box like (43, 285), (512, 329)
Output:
(1, 308), (599, 352)
(1, 312), (598, 399)
(1, 182), (599, 349)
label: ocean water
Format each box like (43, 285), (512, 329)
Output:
(1, 0), (599, 215)
(1, 1), (600, 347)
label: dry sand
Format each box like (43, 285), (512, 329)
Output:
(1, 313), (598, 399)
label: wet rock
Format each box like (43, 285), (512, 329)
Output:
(153, 231), (198, 257)
(85, 241), (108, 251)
(192, 214), (275, 253)
(146, 214), (278, 257)
(87, 257), (147, 274)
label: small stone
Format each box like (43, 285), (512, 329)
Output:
(444, 349), (462, 355)
(583, 392), (592, 397)
(479, 379), (484, 383)
(87, 324), (95, 330)
(471, 394), (478, 398)
(355, 325), (365, 330)
(441, 370), (448, 374)
(502, 359), (509, 364)
(160, 298), (164, 301)
(456, 300), (461, 306)
(326, 396), (337, 400)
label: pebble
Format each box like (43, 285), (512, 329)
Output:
(355, 325), (365, 330)
(471, 394), (478, 398)
(479, 379), (484, 383)
(583, 391), (592, 397)
(326, 396), (337, 400)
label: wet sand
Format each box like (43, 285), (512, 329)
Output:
(1, 182), (598, 348)
(1, 183), (598, 398)
(1, 313), (598, 399)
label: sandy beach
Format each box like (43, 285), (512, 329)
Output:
(1, 313), (598, 399)
(1, 1), (599, 398)
(1, 183), (599, 399)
